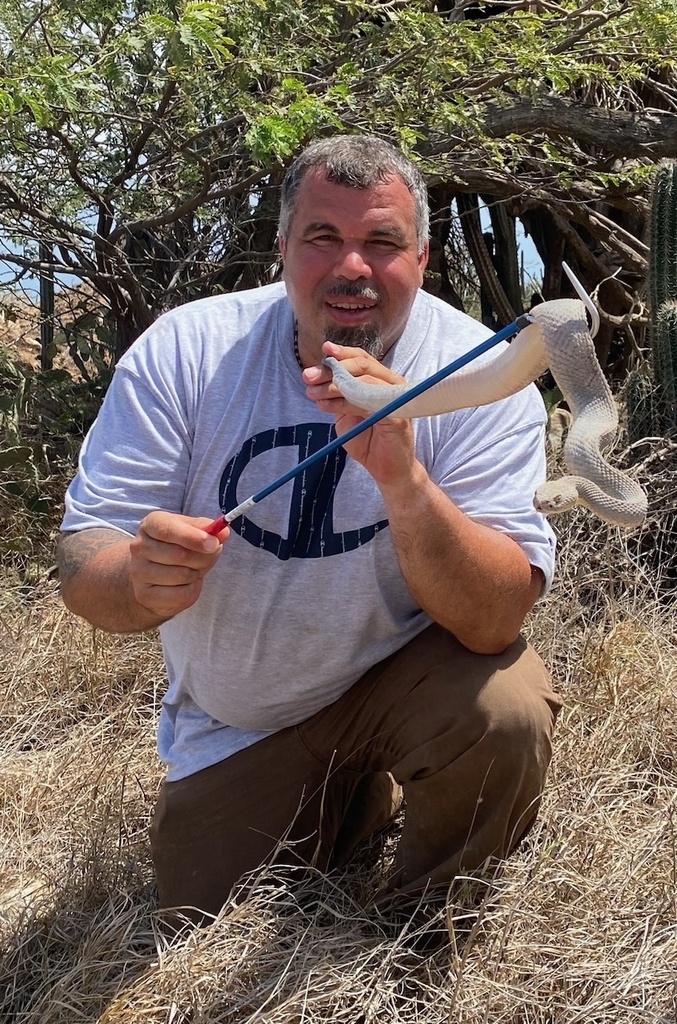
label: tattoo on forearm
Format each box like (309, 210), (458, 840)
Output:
(56, 530), (126, 584)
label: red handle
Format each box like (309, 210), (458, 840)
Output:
(202, 515), (226, 536)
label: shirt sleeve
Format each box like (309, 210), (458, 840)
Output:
(426, 386), (557, 592)
(61, 354), (193, 537)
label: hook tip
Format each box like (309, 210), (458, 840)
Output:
(562, 261), (600, 338)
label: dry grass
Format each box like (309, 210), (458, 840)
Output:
(1, 486), (676, 1021)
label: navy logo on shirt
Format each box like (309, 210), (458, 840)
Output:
(219, 423), (388, 560)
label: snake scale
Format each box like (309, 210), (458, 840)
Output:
(324, 297), (648, 528)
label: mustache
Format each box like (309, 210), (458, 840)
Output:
(324, 283), (380, 302)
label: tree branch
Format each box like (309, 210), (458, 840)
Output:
(484, 94), (677, 158)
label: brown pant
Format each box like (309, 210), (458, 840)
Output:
(150, 625), (561, 919)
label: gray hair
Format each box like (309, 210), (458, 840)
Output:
(278, 135), (429, 253)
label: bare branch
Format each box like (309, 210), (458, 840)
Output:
(484, 95), (677, 159)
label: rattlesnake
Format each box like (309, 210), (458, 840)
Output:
(324, 297), (648, 528)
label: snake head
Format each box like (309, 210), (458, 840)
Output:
(533, 481), (579, 516)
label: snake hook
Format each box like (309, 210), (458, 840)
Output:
(562, 261), (600, 338)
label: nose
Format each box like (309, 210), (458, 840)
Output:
(334, 243), (372, 280)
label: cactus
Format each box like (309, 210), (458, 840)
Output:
(627, 161), (677, 440)
(625, 368), (656, 445)
(649, 161), (677, 315)
(652, 300), (677, 430)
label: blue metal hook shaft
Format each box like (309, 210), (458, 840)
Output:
(203, 313), (532, 534)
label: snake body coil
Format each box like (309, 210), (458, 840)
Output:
(325, 298), (648, 528)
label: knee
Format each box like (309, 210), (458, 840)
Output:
(392, 640), (560, 782)
(473, 644), (561, 767)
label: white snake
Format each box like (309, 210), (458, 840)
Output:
(324, 297), (648, 527)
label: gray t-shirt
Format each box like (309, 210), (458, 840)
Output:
(62, 283), (555, 780)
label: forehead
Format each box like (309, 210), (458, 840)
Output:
(290, 168), (417, 236)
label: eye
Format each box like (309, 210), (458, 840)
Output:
(369, 238), (401, 250)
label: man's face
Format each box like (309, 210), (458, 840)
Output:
(278, 169), (428, 358)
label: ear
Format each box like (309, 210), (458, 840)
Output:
(278, 234), (287, 260)
(418, 241), (429, 283)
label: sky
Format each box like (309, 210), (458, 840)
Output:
(1, 206), (545, 303)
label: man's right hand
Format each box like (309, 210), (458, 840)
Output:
(129, 511), (229, 620)
(57, 511), (229, 634)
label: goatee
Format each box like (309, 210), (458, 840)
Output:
(324, 322), (384, 359)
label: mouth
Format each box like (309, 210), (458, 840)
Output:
(325, 303), (377, 329)
(328, 301), (376, 310)
(325, 290), (379, 325)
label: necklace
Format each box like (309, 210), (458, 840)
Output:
(293, 321), (303, 370)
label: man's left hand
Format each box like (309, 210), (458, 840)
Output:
(303, 341), (419, 488)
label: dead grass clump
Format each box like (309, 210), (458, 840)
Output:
(543, 436), (676, 610)
(0, 577), (164, 1014)
(1, 511), (676, 1021)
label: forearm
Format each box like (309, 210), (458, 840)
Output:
(57, 529), (169, 633)
(380, 462), (541, 654)
(58, 514), (227, 633)
(304, 344), (544, 649)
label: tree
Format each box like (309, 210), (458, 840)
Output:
(1, 0), (676, 373)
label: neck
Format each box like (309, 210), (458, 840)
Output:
(293, 323), (325, 369)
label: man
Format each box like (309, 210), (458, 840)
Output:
(58, 135), (561, 921)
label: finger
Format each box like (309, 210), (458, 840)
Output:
(302, 346), (386, 384)
(133, 560), (209, 587)
(322, 341), (380, 364)
(320, 344), (405, 384)
(304, 378), (347, 401)
(186, 516), (230, 549)
(305, 367), (403, 405)
(302, 364), (333, 386)
(140, 511), (224, 554)
(321, 345), (381, 378)
(134, 579), (205, 619)
(312, 396), (373, 419)
(132, 532), (222, 570)
(136, 540), (223, 581)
